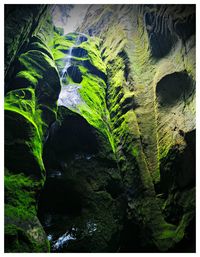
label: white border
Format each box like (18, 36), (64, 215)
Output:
(0, 1), (199, 256)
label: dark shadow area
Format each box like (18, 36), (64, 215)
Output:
(67, 65), (83, 83)
(118, 50), (130, 82)
(156, 71), (194, 107)
(38, 178), (84, 216)
(81, 60), (107, 82)
(60, 47), (88, 58)
(43, 110), (99, 170)
(159, 129), (195, 194)
(72, 47), (88, 58)
(119, 219), (158, 253)
(145, 12), (177, 58)
(174, 12), (195, 42)
(144, 5), (195, 58)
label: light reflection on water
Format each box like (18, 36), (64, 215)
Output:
(47, 220), (97, 251)
(51, 227), (77, 251)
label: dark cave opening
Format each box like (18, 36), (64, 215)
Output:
(38, 112), (100, 251)
(38, 107), (125, 252)
(43, 109), (99, 170)
(156, 71), (195, 107)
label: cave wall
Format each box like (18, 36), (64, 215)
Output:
(4, 4), (196, 253)
(76, 4), (196, 251)
(4, 5), (59, 252)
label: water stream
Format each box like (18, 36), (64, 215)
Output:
(60, 33), (86, 82)
(60, 46), (73, 81)
(46, 220), (98, 252)
(58, 33), (87, 111)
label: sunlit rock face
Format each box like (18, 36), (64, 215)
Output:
(76, 4), (196, 252)
(4, 4), (195, 253)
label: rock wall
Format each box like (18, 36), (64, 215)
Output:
(77, 4), (196, 251)
(38, 31), (124, 252)
(4, 5), (59, 252)
(4, 4), (195, 253)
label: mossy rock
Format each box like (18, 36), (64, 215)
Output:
(5, 173), (49, 253)
(39, 149), (125, 252)
(5, 88), (45, 179)
(27, 36), (54, 60)
(5, 5), (47, 76)
(7, 38), (61, 131)
(5, 206), (49, 253)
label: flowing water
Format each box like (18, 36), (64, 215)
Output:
(58, 33), (87, 111)
(60, 46), (73, 81)
(57, 84), (82, 110)
(60, 33), (86, 83)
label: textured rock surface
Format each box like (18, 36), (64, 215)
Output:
(4, 5), (60, 253)
(51, 32), (115, 152)
(77, 4), (196, 252)
(5, 5), (49, 82)
(4, 4), (195, 253)
(5, 170), (49, 252)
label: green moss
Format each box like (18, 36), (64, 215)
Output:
(16, 71), (38, 87)
(53, 32), (115, 153)
(19, 50), (58, 77)
(28, 36), (54, 60)
(132, 147), (139, 157)
(5, 173), (40, 215)
(78, 73), (115, 152)
(50, 32), (75, 60)
(12, 38), (61, 132)
(5, 88), (43, 135)
(100, 24), (127, 65)
(5, 90), (45, 176)
(5, 223), (32, 253)
(5, 217), (49, 253)
(5, 36), (61, 179)
(81, 36), (107, 73)
(5, 172), (49, 253)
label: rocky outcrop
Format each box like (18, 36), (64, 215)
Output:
(5, 5), (49, 82)
(4, 4), (195, 253)
(4, 5), (60, 253)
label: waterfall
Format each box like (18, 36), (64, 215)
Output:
(60, 33), (83, 83)
(58, 33), (86, 111)
(60, 47), (73, 81)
